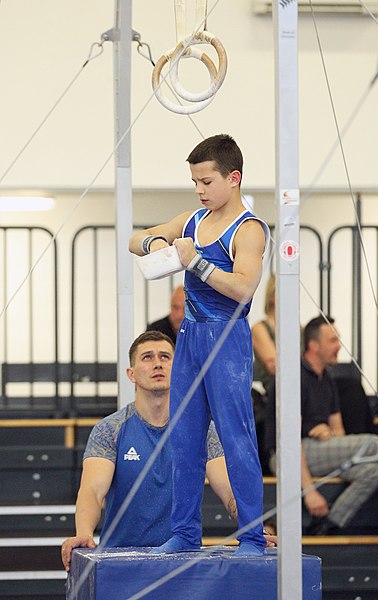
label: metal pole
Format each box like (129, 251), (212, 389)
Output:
(273, 1), (302, 599)
(352, 193), (362, 366)
(110, 0), (134, 407)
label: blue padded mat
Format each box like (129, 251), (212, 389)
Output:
(67, 546), (322, 600)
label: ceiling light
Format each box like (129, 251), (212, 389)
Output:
(0, 196), (55, 212)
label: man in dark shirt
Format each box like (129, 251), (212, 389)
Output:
(266, 315), (378, 535)
(146, 285), (185, 343)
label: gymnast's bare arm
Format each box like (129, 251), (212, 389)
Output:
(174, 219), (265, 304)
(61, 457), (115, 572)
(128, 211), (193, 256)
(206, 456), (277, 547)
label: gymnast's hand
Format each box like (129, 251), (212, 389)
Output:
(61, 535), (97, 572)
(173, 237), (197, 267)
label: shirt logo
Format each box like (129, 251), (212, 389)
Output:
(124, 446), (140, 461)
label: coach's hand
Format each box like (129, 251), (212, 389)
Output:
(61, 535), (97, 572)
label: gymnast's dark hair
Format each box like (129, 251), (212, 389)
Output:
(186, 134), (243, 181)
(129, 331), (175, 366)
(303, 315), (335, 351)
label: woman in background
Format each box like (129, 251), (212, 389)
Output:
(252, 274), (276, 395)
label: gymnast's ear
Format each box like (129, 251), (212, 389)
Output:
(228, 170), (241, 186)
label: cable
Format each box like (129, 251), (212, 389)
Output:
(111, 443), (378, 600)
(358, 0), (378, 24)
(70, 275), (268, 597)
(137, 10), (378, 404)
(136, 34), (264, 212)
(301, 65), (378, 207)
(300, 281), (378, 399)
(0, 32), (193, 321)
(0, 2), (226, 322)
(1, 5), (376, 598)
(308, 1), (378, 314)
(4, 7), (237, 592)
(71, 13), (378, 590)
(0, 39), (105, 187)
(0, 0), (259, 324)
(135, 32), (207, 138)
(152, 0), (228, 114)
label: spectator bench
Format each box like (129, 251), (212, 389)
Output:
(0, 362), (118, 418)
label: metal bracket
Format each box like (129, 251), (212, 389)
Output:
(132, 30), (142, 43)
(101, 27), (141, 43)
(101, 27), (120, 42)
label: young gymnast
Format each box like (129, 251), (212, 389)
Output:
(129, 134), (270, 556)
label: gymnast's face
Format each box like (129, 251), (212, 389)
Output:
(190, 161), (239, 211)
(127, 340), (173, 393)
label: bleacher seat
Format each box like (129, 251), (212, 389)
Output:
(0, 362), (117, 418)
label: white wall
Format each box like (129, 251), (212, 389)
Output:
(0, 2), (377, 394)
(0, 1), (377, 189)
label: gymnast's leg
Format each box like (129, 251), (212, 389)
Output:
(151, 320), (211, 554)
(204, 319), (266, 556)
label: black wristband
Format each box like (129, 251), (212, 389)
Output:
(141, 235), (168, 255)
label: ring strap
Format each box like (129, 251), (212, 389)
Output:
(175, 0), (208, 42)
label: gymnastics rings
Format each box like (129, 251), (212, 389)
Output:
(152, 31), (227, 115)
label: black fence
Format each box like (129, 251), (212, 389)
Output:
(0, 221), (377, 418)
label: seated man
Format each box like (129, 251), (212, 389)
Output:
(62, 331), (276, 571)
(146, 285), (185, 343)
(265, 315), (378, 535)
